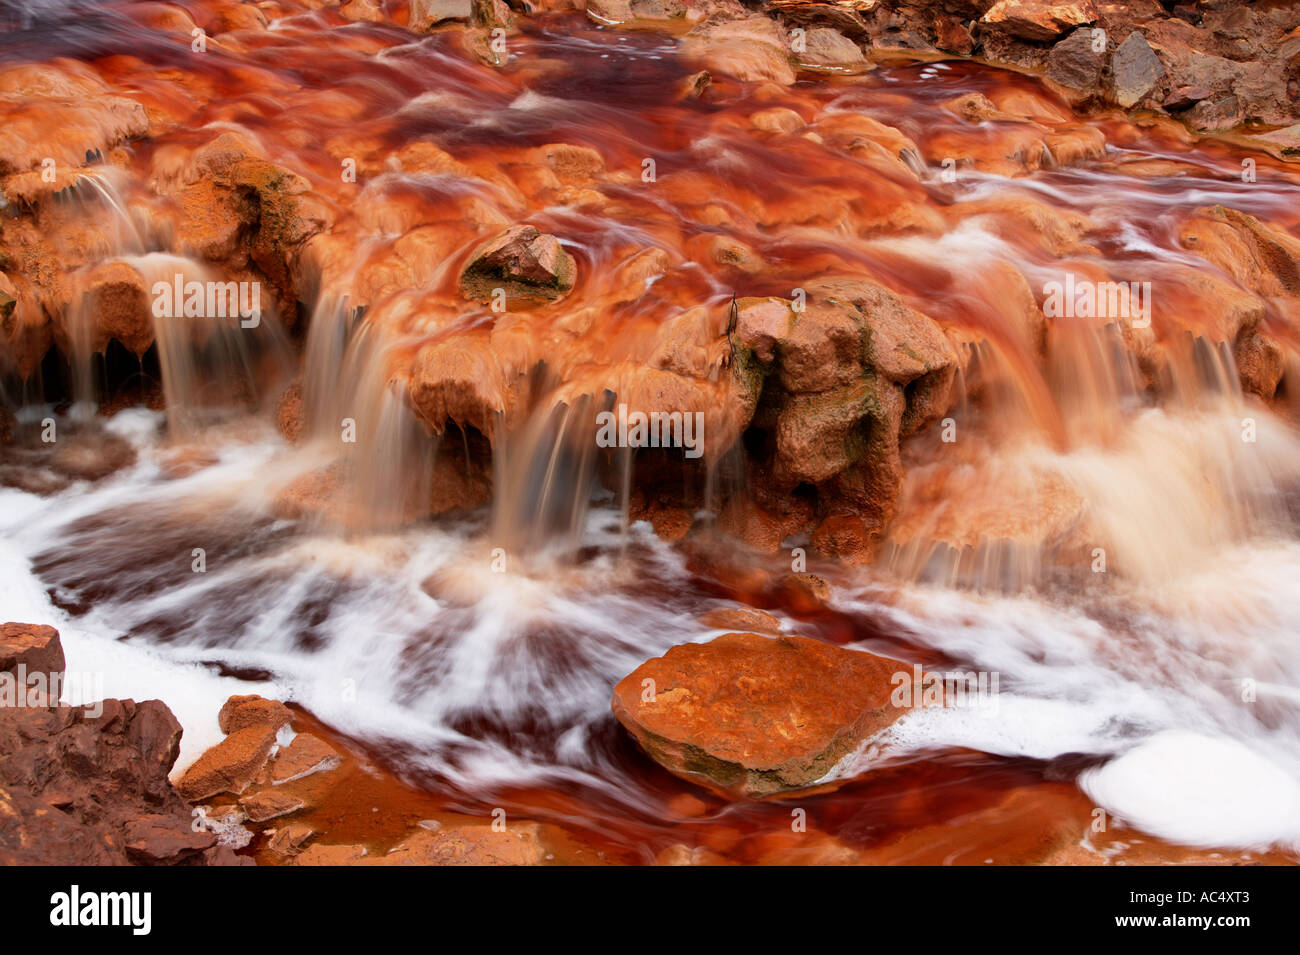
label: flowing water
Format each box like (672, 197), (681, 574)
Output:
(3, 4), (1300, 861)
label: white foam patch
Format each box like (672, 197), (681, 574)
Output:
(1081, 731), (1300, 849)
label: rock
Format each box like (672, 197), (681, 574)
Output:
(293, 842), (368, 864)
(266, 823), (315, 857)
(274, 381), (305, 445)
(340, 0), (384, 22)
(77, 259), (154, 357)
(0, 622), (65, 680)
(1163, 85), (1211, 112)
(48, 431), (137, 482)
(698, 607), (781, 634)
(611, 632), (919, 798)
(175, 726), (277, 801)
(1111, 32), (1163, 108)
(376, 823), (549, 865)
(773, 572), (831, 614)
(980, 1), (1097, 43)
(586, 0), (684, 24)
(269, 733), (341, 785)
(458, 225), (577, 305)
(797, 28), (868, 73)
(683, 17), (797, 86)
(218, 694), (292, 735)
(123, 813), (216, 864)
(1045, 27), (1105, 93)
(240, 789), (305, 822)
(409, 0), (473, 30)
(0, 682), (242, 864)
(1235, 329), (1285, 401)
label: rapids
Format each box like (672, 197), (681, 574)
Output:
(3, 2), (1300, 861)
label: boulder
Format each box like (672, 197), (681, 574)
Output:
(1046, 27), (1105, 93)
(174, 725), (277, 801)
(611, 632), (920, 798)
(1111, 31), (1162, 108)
(218, 694), (293, 735)
(458, 225), (577, 305)
(980, 1), (1097, 43)
(0, 622), (65, 680)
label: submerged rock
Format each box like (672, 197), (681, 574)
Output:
(612, 632), (919, 798)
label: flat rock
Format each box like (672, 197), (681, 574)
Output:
(612, 632), (918, 798)
(270, 733), (341, 785)
(175, 725), (277, 801)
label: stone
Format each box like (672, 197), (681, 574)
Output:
(611, 632), (920, 798)
(1111, 32), (1163, 108)
(0, 623), (65, 680)
(218, 694), (293, 735)
(980, 1), (1097, 43)
(458, 225), (577, 305)
(175, 726), (277, 801)
(269, 733), (341, 785)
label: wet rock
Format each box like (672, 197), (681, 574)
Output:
(48, 431), (138, 482)
(375, 823), (549, 865)
(274, 381), (305, 445)
(218, 694), (293, 735)
(458, 225), (576, 305)
(683, 17), (797, 86)
(1111, 31), (1162, 108)
(698, 607), (781, 634)
(340, 0), (385, 22)
(77, 259), (154, 357)
(175, 725), (277, 801)
(1235, 329), (1286, 401)
(293, 842), (368, 864)
(409, 0), (474, 29)
(0, 623), (65, 680)
(586, 0), (684, 24)
(269, 733), (341, 785)
(240, 789), (305, 823)
(796, 28), (868, 73)
(980, 0), (1096, 43)
(611, 632), (919, 798)
(266, 823), (315, 858)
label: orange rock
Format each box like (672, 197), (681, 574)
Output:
(612, 632), (917, 798)
(175, 726), (277, 801)
(218, 694), (293, 735)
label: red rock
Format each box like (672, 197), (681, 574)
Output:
(458, 225), (577, 305)
(698, 607), (782, 634)
(240, 789), (305, 823)
(175, 726), (277, 801)
(123, 813), (216, 864)
(269, 733), (340, 785)
(611, 632), (918, 798)
(218, 694), (293, 735)
(0, 622), (65, 679)
(374, 823), (549, 865)
(980, 1), (1096, 43)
